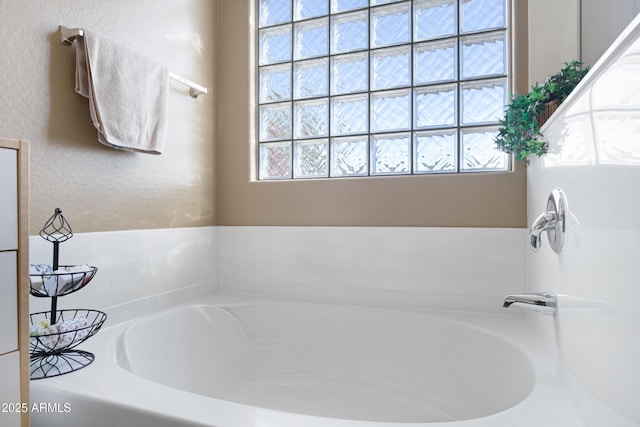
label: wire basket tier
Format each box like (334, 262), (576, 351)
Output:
(29, 309), (107, 355)
(29, 265), (98, 297)
(30, 350), (96, 380)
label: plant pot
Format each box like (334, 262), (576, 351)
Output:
(537, 98), (561, 127)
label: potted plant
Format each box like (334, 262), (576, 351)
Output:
(495, 60), (589, 162)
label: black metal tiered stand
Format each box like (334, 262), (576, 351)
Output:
(28, 208), (107, 379)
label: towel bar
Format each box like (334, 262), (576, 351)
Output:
(59, 25), (208, 98)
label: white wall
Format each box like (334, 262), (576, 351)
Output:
(29, 227), (218, 325)
(219, 226), (527, 312)
(527, 14), (640, 426)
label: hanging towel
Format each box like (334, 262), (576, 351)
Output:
(74, 30), (169, 154)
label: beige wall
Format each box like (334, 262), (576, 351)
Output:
(0, 0), (216, 234)
(528, 0), (580, 85)
(1, 0), (528, 232)
(528, 0), (640, 93)
(217, 0), (527, 227)
(216, 0), (528, 228)
(581, 0), (640, 66)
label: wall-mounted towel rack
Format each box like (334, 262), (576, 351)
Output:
(59, 25), (208, 98)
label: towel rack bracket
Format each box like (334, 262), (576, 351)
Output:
(59, 26), (84, 46)
(167, 72), (207, 98)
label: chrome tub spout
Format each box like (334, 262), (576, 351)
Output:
(503, 292), (557, 314)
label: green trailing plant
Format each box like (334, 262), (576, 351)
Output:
(495, 60), (589, 163)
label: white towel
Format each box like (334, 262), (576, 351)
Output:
(74, 30), (169, 154)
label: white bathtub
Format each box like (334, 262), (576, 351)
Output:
(31, 294), (583, 427)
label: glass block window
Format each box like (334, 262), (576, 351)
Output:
(258, 0), (510, 179)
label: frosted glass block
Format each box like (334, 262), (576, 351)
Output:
(414, 0), (456, 41)
(331, 136), (368, 176)
(414, 84), (457, 128)
(259, 102), (292, 141)
(331, 52), (368, 95)
(371, 89), (411, 132)
(331, 11), (368, 54)
(461, 31), (506, 79)
(371, 133), (411, 175)
(294, 0), (328, 20)
(461, 78), (507, 125)
(460, 0), (505, 33)
(294, 18), (328, 60)
(371, 2), (411, 48)
(372, 0), (404, 5)
(414, 39), (456, 85)
(259, 0), (291, 27)
(294, 58), (328, 99)
(331, 0), (368, 13)
(260, 142), (292, 179)
(371, 45), (410, 90)
(259, 25), (292, 65)
(461, 126), (509, 171)
(331, 94), (368, 135)
(260, 63), (291, 103)
(294, 139), (329, 178)
(414, 129), (457, 173)
(294, 99), (329, 139)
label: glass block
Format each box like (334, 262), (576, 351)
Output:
(371, 133), (411, 175)
(460, 0), (505, 33)
(259, 102), (292, 141)
(414, 0), (456, 41)
(294, 0), (328, 21)
(461, 78), (507, 125)
(372, 0), (404, 5)
(331, 94), (368, 135)
(294, 139), (329, 178)
(260, 63), (291, 103)
(331, 52), (368, 95)
(461, 31), (506, 79)
(461, 126), (509, 171)
(331, 136), (368, 176)
(294, 58), (328, 99)
(259, 24), (292, 65)
(414, 39), (456, 85)
(414, 84), (457, 128)
(371, 45), (410, 90)
(414, 129), (457, 173)
(260, 142), (292, 179)
(294, 98), (329, 139)
(259, 0), (291, 28)
(371, 2), (411, 48)
(371, 89), (411, 132)
(294, 18), (328, 60)
(331, 10), (368, 54)
(331, 0), (368, 13)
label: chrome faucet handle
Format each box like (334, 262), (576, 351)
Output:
(529, 211), (556, 251)
(528, 188), (568, 253)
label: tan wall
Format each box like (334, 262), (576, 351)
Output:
(1, 0), (528, 232)
(0, 0), (216, 234)
(528, 0), (580, 85)
(581, 0), (640, 66)
(216, 0), (528, 227)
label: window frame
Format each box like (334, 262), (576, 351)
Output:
(256, 0), (512, 180)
